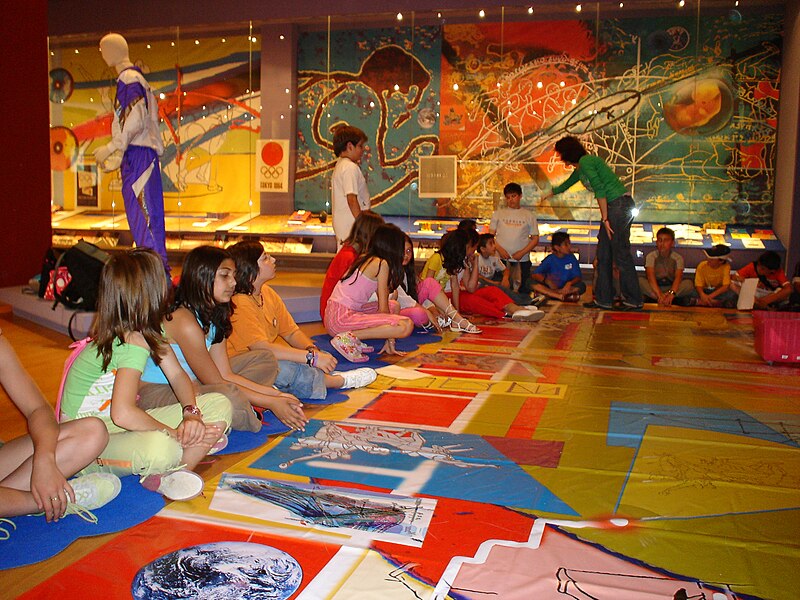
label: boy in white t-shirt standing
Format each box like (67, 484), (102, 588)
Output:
(331, 125), (371, 248)
(489, 182), (539, 296)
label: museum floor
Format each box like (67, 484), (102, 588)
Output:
(1, 288), (799, 599)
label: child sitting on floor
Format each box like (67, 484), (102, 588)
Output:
(325, 224), (415, 361)
(137, 246), (307, 433)
(694, 244), (737, 308)
(394, 233), (480, 333)
(228, 240), (377, 398)
(320, 210), (384, 325)
(476, 233), (541, 306)
(639, 227), (695, 307)
(0, 328), (115, 524)
(731, 250), (792, 309)
(421, 228), (543, 323)
(60, 249), (232, 501)
(532, 232), (587, 303)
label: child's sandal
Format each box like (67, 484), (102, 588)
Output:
(331, 332), (369, 363)
(449, 318), (482, 334)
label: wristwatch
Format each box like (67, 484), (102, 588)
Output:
(182, 404), (202, 418)
(306, 349), (316, 366)
(667, 289), (676, 295)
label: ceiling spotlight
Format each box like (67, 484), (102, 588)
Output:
(576, 4), (582, 12)
(397, 12), (403, 21)
(479, 9), (485, 18)
(221, 38), (226, 43)
(619, 1), (624, 6)
(528, 6), (534, 14)
(146, 44), (151, 49)
(537, 81), (543, 89)
(678, 0), (685, 6)
(194, 39), (200, 45)
(393, 84), (400, 91)
(279, 34), (285, 40)
(453, 83), (459, 91)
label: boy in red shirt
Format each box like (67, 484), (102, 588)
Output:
(732, 251), (792, 309)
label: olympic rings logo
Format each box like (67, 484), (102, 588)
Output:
(261, 165), (284, 179)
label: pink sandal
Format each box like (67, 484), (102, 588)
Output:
(331, 332), (369, 363)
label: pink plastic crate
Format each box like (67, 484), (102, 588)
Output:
(753, 311), (800, 364)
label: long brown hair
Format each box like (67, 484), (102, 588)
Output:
(92, 248), (168, 371)
(342, 210), (384, 254)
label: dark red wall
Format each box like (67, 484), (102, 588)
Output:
(0, 3), (52, 287)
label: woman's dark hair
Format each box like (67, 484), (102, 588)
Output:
(439, 229), (468, 276)
(554, 136), (588, 164)
(343, 210), (384, 253)
(463, 227), (479, 248)
(93, 248), (167, 371)
(228, 240), (264, 295)
(344, 223), (406, 293)
(171, 245), (233, 344)
(401, 233), (418, 301)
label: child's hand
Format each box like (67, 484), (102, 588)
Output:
(269, 394), (308, 431)
(177, 414), (206, 447)
(314, 350), (337, 373)
(30, 456), (72, 522)
(424, 307), (442, 332)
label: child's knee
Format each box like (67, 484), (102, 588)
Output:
(136, 431), (184, 475)
(399, 317), (414, 337)
(63, 416), (109, 454)
(196, 392), (234, 430)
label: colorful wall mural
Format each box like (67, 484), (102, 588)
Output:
(49, 9), (782, 225)
(294, 11), (782, 224)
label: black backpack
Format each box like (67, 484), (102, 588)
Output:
(51, 240), (111, 311)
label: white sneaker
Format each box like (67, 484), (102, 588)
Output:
(142, 470), (203, 501)
(69, 472), (122, 510)
(511, 308), (545, 322)
(337, 367), (378, 389)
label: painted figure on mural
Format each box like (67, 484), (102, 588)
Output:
(94, 33), (170, 276)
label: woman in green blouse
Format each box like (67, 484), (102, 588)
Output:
(543, 136), (642, 310)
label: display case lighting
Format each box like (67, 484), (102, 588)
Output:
(576, 4), (582, 12)
(397, 12), (403, 21)
(479, 9), (485, 18)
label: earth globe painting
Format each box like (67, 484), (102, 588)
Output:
(131, 541), (303, 599)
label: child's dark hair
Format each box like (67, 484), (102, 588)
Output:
(93, 248), (167, 371)
(554, 136), (588, 164)
(228, 240), (264, 295)
(503, 182), (522, 196)
(333, 125), (367, 156)
(344, 224), (406, 293)
(171, 245), (233, 344)
(457, 219), (477, 232)
(439, 229), (468, 275)
(343, 210), (384, 253)
(551, 231), (570, 247)
(758, 251), (782, 271)
(656, 226), (675, 240)
(463, 227), (479, 248)
(401, 233), (418, 301)
(477, 232), (495, 250)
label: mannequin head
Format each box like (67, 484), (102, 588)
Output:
(99, 33), (132, 72)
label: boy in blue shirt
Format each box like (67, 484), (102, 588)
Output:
(532, 232), (586, 302)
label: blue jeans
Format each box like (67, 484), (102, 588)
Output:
(274, 360), (327, 399)
(595, 194), (642, 307)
